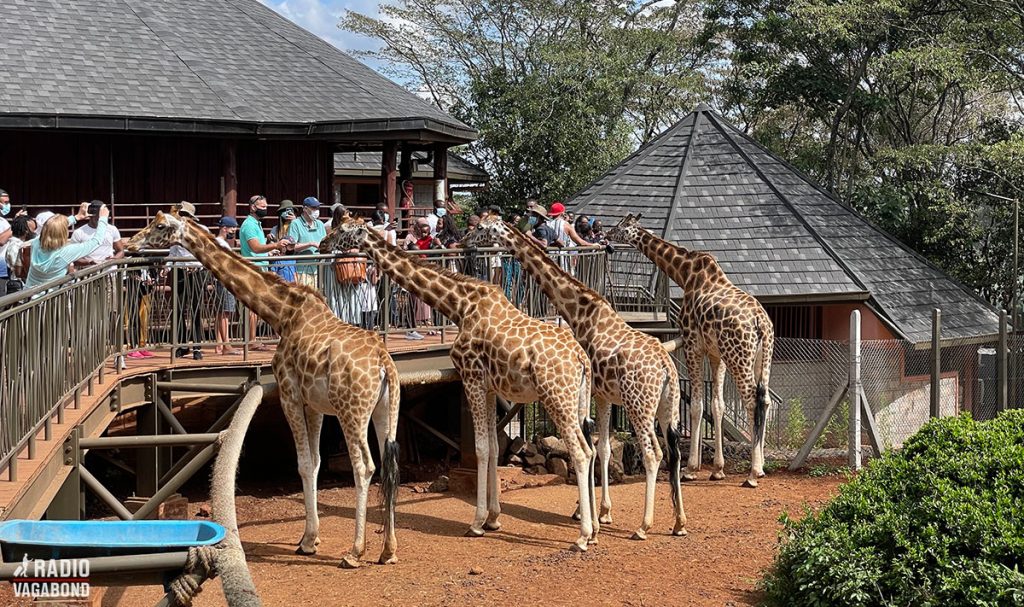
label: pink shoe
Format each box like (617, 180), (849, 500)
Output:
(127, 351), (146, 359)
(138, 350), (155, 358)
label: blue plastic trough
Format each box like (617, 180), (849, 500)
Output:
(0, 520), (226, 561)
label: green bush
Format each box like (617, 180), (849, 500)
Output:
(762, 411), (1024, 607)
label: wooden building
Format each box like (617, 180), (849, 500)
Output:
(0, 0), (475, 234)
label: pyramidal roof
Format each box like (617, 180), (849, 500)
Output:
(572, 105), (1000, 343)
(0, 0), (474, 140)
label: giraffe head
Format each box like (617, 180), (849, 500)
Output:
(604, 213), (644, 245)
(461, 214), (514, 249)
(319, 216), (370, 253)
(126, 209), (188, 252)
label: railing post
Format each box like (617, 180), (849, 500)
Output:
(849, 310), (862, 470)
(170, 264), (179, 362)
(931, 308), (941, 418)
(998, 310), (1008, 414)
(381, 271), (390, 347)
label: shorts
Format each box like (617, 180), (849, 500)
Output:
(217, 282), (237, 312)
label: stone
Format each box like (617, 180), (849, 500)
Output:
(195, 504), (211, 518)
(523, 442), (539, 458)
(497, 429), (511, 459)
(539, 436), (567, 458)
(428, 475), (450, 493)
(526, 464), (548, 475)
(508, 454), (523, 465)
(509, 436), (526, 456)
(524, 452), (546, 467)
(547, 457), (569, 479)
(469, 567), (483, 575)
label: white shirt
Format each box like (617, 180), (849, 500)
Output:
(0, 216), (10, 235)
(169, 224), (210, 268)
(70, 223), (122, 263)
(426, 213), (440, 237)
(3, 236), (27, 275)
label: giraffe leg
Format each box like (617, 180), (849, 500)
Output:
(371, 386), (399, 565)
(709, 357), (727, 481)
(305, 408), (325, 546)
(658, 379), (687, 537)
(339, 423), (375, 568)
(631, 421), (661, 541)
(683, 350), (705, 480)
(596, 399), (613, 525)
(463, 378), (491, 537)
(484, 396), (502, 531)
(740, 378), (763, 488)
(278, 379), (320, 556)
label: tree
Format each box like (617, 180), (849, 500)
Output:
(342, 0), (720, 212)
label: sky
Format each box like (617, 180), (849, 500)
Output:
(259, 0), (384, 61)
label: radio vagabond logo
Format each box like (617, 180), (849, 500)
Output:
(11, 553), (91, 599)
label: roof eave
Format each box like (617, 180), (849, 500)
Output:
(0, 113), (478, 143)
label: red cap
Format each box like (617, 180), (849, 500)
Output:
(549, 202), (566, 217)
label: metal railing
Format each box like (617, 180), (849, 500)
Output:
(0, 245), (619, 480)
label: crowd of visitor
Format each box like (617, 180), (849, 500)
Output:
(0, 187), (610, 357)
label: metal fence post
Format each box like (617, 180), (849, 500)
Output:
(170, 264), (179, 363)
(931, 308), (941, 418)
(849, 310), (862, 470)
(998, 310), (1008, 414)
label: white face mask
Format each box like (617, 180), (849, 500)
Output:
(307, 209), (320, 220)
(383, 213), (390, 223)
(435, 207), (447, 217)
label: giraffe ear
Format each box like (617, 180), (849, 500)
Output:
(154, 211), (164, 221)
(634, 213), (643, 222)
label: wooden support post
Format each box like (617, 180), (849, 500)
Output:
(381, 141), (398, 226)
(789, 383), (847, 471)
(998, 310), (1008, 414)
(433, 143), (449, 203)
(931, 309), (941, 418)
(849, 310), (862, 470)
(222, 140), (238, 218)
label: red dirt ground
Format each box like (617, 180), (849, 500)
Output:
(0, 468), (843, 607)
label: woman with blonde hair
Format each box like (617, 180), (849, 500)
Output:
(25, 202), (108, 289)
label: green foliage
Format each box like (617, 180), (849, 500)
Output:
(762, 411), (1024, 607)
(807, 463), (851, 478)
(783, 397), (809, 450)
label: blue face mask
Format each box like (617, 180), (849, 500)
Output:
(435, 207), (447, 217)
(0, 203), (9, 217)
(527, 215), (538, 226)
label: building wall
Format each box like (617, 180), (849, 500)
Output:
(0, 131), (331, 233)
(822, 303), (897, 341)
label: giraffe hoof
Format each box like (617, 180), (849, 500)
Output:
(630, 529), (648, 541)
(599, 514), (613, 525)
(756, 470), (767, 478)
(709, 471), (726, 481)
(378, 554), (399, 565)
(570, 539), (589, 552)
(742, 478), (759, 489)
(570, 510), (582, 521)
(295, 544), (318, 556)
(681, 472), (698, 482)
(339, 554), (362, 569)
(314, 536), (322, 546)
(672, 526), (688, 537)
(587, 536), (599, 545)
(483, 520), (502, 531)
(465, 527), (486, 538)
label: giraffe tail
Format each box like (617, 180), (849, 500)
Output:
(660, 368), (682, 510)
(379, 359), (401, 523)
(753, 323), (770, 447)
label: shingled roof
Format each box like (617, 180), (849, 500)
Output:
(572, 105), (1000, 343)
(0, 0), (474, 141)
(335, 151), (489, 182)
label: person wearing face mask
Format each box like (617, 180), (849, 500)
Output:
(213, 216), (242, 355)
(239, 195), (286, 350)
(425, 199), (447, 238)
(287, 196), (327, 287)
(268, 199), (297, 283)
(525, 201), (557, 246)
(0, 188), (24, 292)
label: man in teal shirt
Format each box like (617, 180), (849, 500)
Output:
(287, 196), (327, 287)
(239, 195), (285, 349)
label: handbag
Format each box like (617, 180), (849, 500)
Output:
(333, 255), (367, 285)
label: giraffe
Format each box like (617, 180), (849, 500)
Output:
(605, 213), (774, 488)
(464, 218), (687, 540)
(319, 218), (600, 551)
(126, 210), (401, 568)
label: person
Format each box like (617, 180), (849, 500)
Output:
(435, 212), (462, 248)
(3, 216), (33, 295)
(398, 179), (415, 231)
(478, 206), (505, 285)
(358, 209), (397, 330)
(400, 218), (441, 339)
(466, 214), (481, 232)
(239, 195), (287, 349)
(168, 201), (208, 360)
(213, 216), (241, 355)
(425, 199), (447, 238)
(547, 202), (591, 248)
(591, 219), (606, 242)
(287, 196), (327, 287)
(526, 203), (557, 246)
(268, 200), (297, 283)
(322, 203), (362, 324)
(24, 202), (101, 289)
(323, 202), (348, 230)
(71, 200), (124, 267)
(0, 189), (27, 293)
(575, 215), (599, 243)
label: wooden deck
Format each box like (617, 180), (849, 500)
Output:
(0, 335), (458, 521)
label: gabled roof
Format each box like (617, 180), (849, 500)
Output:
(572, 105), (1000, 343)
(0, 0), (475, 142)
(335, 151), (489, 183)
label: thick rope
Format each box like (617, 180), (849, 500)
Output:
(167, 545), (219, 606)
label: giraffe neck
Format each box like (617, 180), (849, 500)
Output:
(362, 228), (476, 323)
(633, 228), (717, 296)
(500, 228), (600, 326)
(182, 224), (291, 332)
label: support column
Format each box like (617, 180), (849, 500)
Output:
(849, 311), (862, 470)
(998, 310), (1008, 414)
(433, 143), (449, 203)
(222, 140), (238, 218)
(381, 141), (398, 222)
(931, 309), (941, 418)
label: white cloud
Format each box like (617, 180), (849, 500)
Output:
(259, 0), (384, 55)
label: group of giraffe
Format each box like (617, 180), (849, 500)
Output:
(126, 207), (773, 568)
